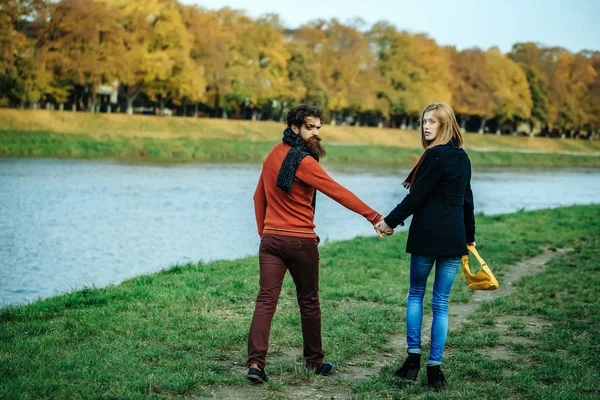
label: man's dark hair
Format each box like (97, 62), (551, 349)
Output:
(286, 104), (323, 129)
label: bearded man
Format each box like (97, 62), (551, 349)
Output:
(247, 104), (386, 384)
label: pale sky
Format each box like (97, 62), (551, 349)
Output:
(181, 0), (599, 53)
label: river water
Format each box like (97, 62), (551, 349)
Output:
(1, 158), (599, 306)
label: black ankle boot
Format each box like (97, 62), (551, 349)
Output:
(394, 353), (421, 381)
(427, 365), (446, 391)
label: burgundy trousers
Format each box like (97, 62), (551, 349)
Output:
(247, 234), (323, 369)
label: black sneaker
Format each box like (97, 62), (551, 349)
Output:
(307, 362), (334, 376)
(427, 365), (446, 391)
(247, 363), (268, 384)
(394, 353), (421, 381)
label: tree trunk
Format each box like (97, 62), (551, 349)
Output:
(126, 96), (134, 115)
(528, 120), (534, 136)
(400, 116), (407, 130)
(478, 118), (487, 134)
(121, 83), (141, 115)
(460, 116), (467, 133)
(194, 103), (199, 118)
(529, 120), (534, 137)
(214, 88), (221, 118)
(330, 111), (342, 125)
(159, 97), (166, 115)
(88, 91), (96, 113)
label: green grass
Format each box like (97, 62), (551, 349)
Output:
(2, 130), (600, 168)
(354, 208), (600, 399)
(1, 205), (599, 399)
(0, 130), (276, 163)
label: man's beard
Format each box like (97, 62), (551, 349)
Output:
(306, 136), (326, 160)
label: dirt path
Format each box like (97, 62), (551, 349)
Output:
(203, 248), (569, 399)
(450, 247), (570, 330)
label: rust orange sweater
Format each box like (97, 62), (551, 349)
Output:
(253, 143), (381, 237)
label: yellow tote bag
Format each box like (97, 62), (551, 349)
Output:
(461, 245), (499, 290)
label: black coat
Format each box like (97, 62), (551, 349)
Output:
(384, 141), (475, 257)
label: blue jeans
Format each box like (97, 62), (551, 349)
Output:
(406, 254), (460, 366)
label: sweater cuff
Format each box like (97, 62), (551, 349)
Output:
(384, 214), (403, 229)
(370, 213), (382, 224)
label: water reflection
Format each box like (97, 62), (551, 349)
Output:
(1, 158), (599, 306)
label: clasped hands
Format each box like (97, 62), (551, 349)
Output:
(373, 218), (395, 238)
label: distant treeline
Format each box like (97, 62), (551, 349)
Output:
(1, 0), (599, 137)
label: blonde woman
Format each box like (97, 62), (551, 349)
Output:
(376, 103), (476, 391)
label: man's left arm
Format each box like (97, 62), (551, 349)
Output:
(296, 157), (381, 225)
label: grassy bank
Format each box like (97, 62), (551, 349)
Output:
(1, 109), (600, 168)
(1, 205), (599, 399)
(2, 130), (600, 168)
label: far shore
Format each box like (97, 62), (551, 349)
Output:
(1, 109), (600, 168)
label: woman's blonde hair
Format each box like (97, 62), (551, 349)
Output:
(420, 102), (463, 149)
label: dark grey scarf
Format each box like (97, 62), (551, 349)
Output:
(276, 127), (318, 207)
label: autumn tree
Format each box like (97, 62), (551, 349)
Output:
(450, 47), (531, 133)
(293, 19), (382, 124)
(0, 0), (54, 107)
(136, 0), (199, 114)
(509, 43), (551, 131)
(582, 51), (600, 136)
(485, 47), (532, 132)
(286, 23), (328, 110)
(227, 13), (293, 119)
(183, 7), (244, 117)
(180, 4), (228, 116)
(554, 50), (596, 130)
(511, 43), (596, 133)
(0, 0), (27, 105)
(94, 0), (152, 114)
(43, 0), (124, 112)
(449, 47), (494, 132)
(369, 22), (451, 128)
